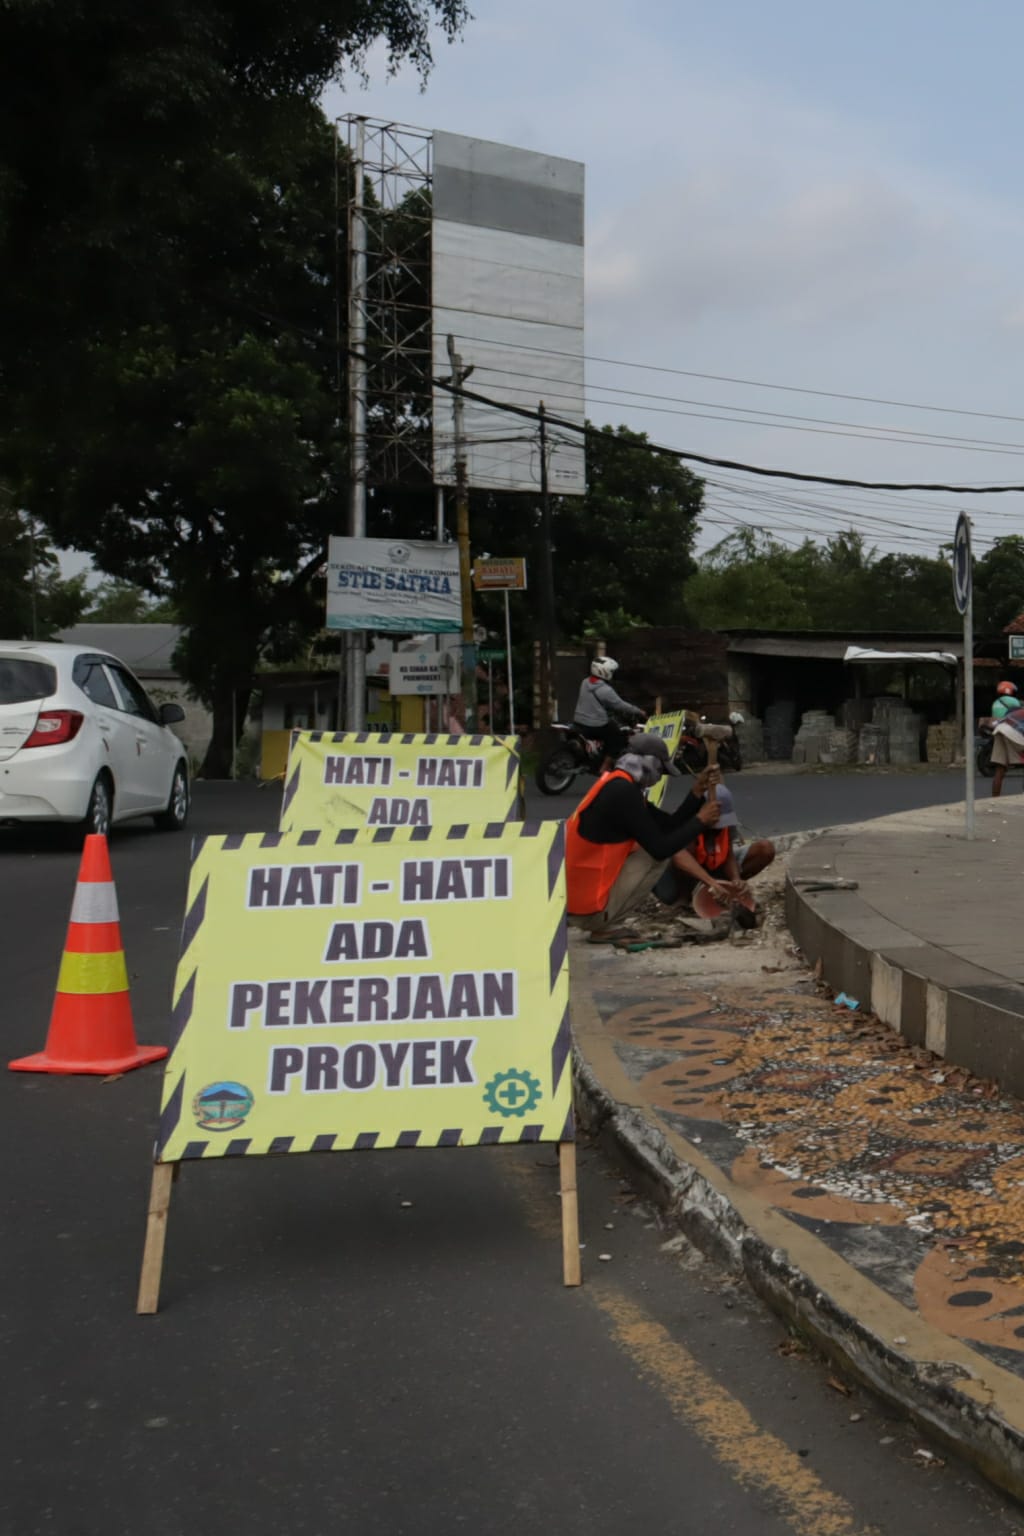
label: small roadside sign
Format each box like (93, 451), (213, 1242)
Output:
(953, 513), (972, 616)
(472, 557), (527, 592)
(479, 647), (507, 663)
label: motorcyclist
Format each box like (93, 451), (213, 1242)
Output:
(988, 681), (1024, 797)
(991, 680), (1021, 720)
(573, 657), (647, 771)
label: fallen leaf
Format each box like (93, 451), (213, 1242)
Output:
(827, 1376), (852, 1396)
(777, 1337), (807, 1357)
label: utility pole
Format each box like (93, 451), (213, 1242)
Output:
(537, 401), (557, 728)
(27, 514), (38, 640)
(446, 334), (477, 729)
(346, 116), (368, 729)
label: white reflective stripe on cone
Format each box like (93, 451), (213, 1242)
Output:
(70, 883), (120, 925)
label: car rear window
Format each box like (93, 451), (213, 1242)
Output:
(0, 657), (56, 704)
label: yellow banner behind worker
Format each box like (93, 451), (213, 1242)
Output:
(154, 824), (572, 1162)
(643, 711), (686, 806)
(280, 730), (522, 832)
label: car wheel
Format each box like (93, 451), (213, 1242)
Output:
(76, 774), (113, 843)
(155, 762), (189, 830)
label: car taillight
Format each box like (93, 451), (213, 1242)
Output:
(23, 710), (85, 748)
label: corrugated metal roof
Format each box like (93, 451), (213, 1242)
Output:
(56, 624), (183, 674)
(726, 634), (966, 660)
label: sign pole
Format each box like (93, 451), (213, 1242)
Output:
(447, 336), (477, 729)
(504, 589), (516, 735)
(346, 116), (368, 730)
(953, 512), (974, 841)
(965, 575), (975, 842)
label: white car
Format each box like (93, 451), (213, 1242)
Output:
(0, 641), (190, 837)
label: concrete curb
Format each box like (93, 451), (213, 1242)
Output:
(572, 998), (1024, 1502)
(786, 830), (1024, 1097)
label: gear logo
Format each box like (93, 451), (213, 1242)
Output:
(483, 1068), (543, 1119)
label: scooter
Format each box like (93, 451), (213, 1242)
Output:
(976, 718), (1024, 778)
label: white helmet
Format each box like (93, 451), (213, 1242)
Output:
(591, 656), (619, 682)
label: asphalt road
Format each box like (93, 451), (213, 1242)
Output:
(529, 764), (1008, 837)
(2, 782), (1021, 1535)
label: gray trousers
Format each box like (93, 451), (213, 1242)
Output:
(567, 848), (667, 931)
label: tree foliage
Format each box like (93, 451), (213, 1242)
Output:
(0, 0), (468, 773)
(459, 425), (703, 643)
(82, 581), (179, 624)
(0, 507), (89, 638)
(686, 527), (980, 632)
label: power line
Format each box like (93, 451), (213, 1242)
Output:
(449, 332), (1024, 429)
(460, 358), (1024, 455)
(434, 376), (1024, 495)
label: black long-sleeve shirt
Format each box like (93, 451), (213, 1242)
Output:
(576, 776), (706, 861)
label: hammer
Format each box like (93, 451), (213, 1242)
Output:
(694, 720), (733, 801)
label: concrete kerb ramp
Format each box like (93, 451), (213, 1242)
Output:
(786, 799), (1024, 1096)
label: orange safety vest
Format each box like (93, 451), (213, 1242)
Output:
(694, 828), (730, 872)
(565, 770), (637, 916)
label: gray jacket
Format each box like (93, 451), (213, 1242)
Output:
(574, 676), (646, 728)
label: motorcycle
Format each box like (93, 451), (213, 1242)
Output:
(976, 717), (1024, 778)
(535, 723), (633, 795)
(674, 713), (744, 775)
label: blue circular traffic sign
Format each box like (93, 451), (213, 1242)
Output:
(953, 513), (972, 616)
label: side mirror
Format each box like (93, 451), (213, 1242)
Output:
(159, 702), (185, 726)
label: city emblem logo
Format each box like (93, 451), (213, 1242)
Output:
(192, 1081), (255, 1132)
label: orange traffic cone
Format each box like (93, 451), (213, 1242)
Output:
(9, 834), (168, 1075)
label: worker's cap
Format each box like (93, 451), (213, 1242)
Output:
(626, 732), (682, 776)
(715, 785), (739, 828)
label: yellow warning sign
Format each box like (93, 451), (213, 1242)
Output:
(643, 710), (686, 806)
(153, 824), (572, 1162)
(280, 731), (522, 832)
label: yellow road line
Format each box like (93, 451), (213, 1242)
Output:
(594, 1287), (875, 1536)
(501, 1154), (874, 1536)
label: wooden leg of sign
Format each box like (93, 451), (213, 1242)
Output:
(559, 1140), (582, 1287)
(137, 1161), (175, 1315)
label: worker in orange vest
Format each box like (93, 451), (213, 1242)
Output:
(651, 785), (776, 924)
(566, 732), (721, 942)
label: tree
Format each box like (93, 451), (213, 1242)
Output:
(975, 536), (1024, 633)
(82, 580), (180, 624)
(0, 2), (469, 774)
(685, 527), (961, 633)
(548, 427), (703, 638)
(0, 506), (89, 638)
(462, 425), (704, 642)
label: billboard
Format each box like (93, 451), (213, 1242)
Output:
(326, 536), (461, 633)
(432, 131), (585, 497)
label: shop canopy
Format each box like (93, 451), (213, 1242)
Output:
(843, 647), (958, 667)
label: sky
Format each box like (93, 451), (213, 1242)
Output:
(320, 0), (1024, 563)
